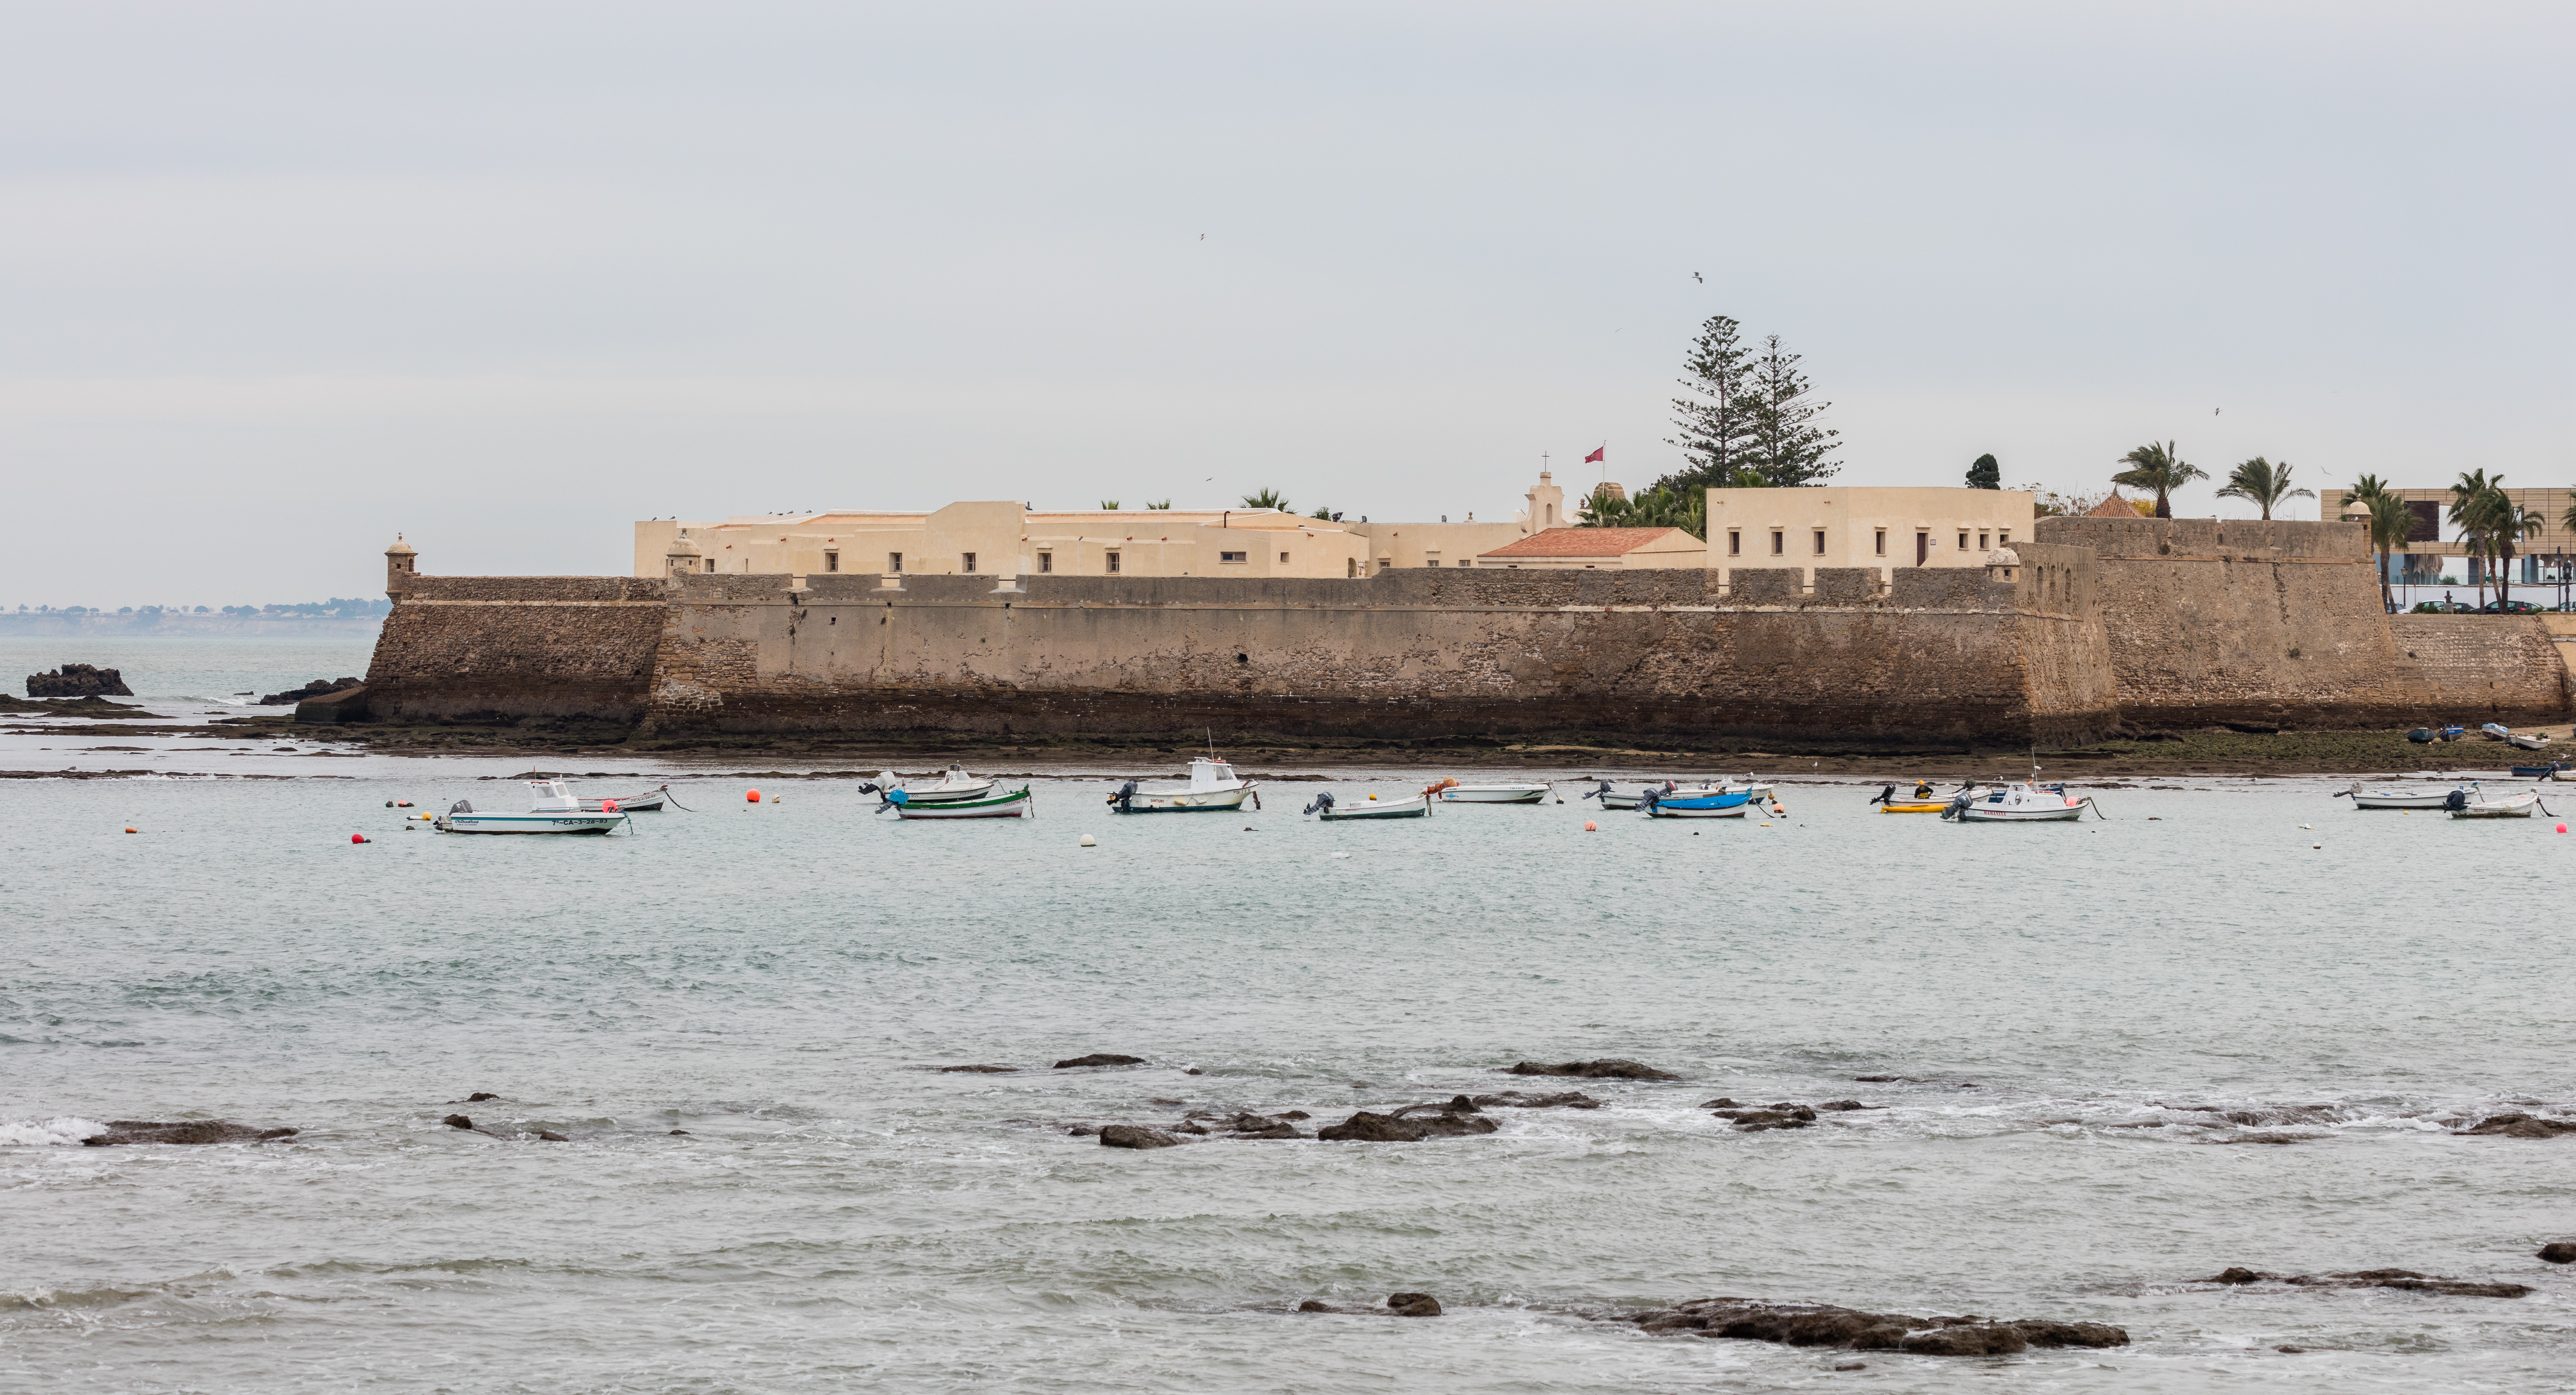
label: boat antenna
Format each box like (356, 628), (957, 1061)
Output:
(1207, 727), (1216, 761)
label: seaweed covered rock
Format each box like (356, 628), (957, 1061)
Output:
(1504, 1059), (1678, 1080)
(1618, 1298), (2127, 1354)
(1054, 1053), (1146, 1069)
(1098, 1124), (1182, 1149)
(26, 663), (132, 698)
(2455, 1113), (2576, 1139)
(81, 1119), (296, 1146)
(257, 677), (361, 706)
(1317, 1107), (1498, 1142)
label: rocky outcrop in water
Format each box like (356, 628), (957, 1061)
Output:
(2455, 1113), (2576, 1138)
(258, 677), (361, 706)
(27, 663), (132, 698)
(443, 1113), (567, 1142)
(1317, 1103), (1498, 1141)
(1615, 1298), (2128, 1354)
(1099, 1124), (1181, 1149)
(938, 1064), (1017, 1073)
(1298, 1292), (1442, 1316)
(1505, 1059), (1677, 1080)
(1471, 1090), (1599, 1109)
(2538, 1242), (2576, 1264)
(80, 1119), (296, 1146)
(1054, 1053), (1145, 1069)
(2205, 1267), (2529, 1298)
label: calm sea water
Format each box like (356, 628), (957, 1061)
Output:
(3, 638), (2573, 1391)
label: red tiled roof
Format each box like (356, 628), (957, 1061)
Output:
(1480, 527), (1692, 558)
(2085, 491), (2138, 518)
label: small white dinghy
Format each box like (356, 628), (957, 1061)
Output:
(874, 765), (997, 805)
(579, 782), (670, 813)
(437, 779), (631, 834)
(2449, 787), (2550, 819)
(1942, 779), (2098, 822)
(1432, 778), (1550, 804)
(885, 785), (1034, 819)
(2337, 781), (2463, 810)
(2508, 731), (2553, 752)
(1106, 757), (1259, 813)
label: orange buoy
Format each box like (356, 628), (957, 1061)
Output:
(350, 834), (368, 843)
(1583, 820), (1597, 832)
(2560, 823), (2569, 834)
(746, 789), (762, 803)
(124, 826), (138, 834)
(602, 799), (619, 813)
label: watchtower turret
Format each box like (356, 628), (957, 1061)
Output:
(386, 534), (418, 599)
(666, 531), (705, 578)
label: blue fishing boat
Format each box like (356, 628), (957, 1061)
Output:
(1640, 788), (1753, 819)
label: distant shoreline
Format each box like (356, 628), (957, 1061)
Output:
(0, 615), (382, 637)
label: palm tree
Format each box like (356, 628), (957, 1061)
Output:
(2111, 441), (2207, 519)
(2360, 493), (2415, 613)
(1579, 484), (1705, 539)
(2215, 457), (2315, 520)
(2475, 484), (2543, 608)
(1240, 488), (1289, 512)
(1099, 499), (1120, 510)
(2447, 470), (2496, 608)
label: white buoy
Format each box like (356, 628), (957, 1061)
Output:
(1079, 834), (1096, 847)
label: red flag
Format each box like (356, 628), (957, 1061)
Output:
(1583, 446), (1605, 463)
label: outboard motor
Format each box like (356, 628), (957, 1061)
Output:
(1939, 792), (1970, 821)
(1872, 784), (1894, 805)
(1302, 791), (1335, 816)
(1639, 788), (1661, 812)
(2445, 788), (2469, 811)
(449, 800), (473, 814)
(1110, 781), (1139, 812)
(1581, 780), (1611, 802)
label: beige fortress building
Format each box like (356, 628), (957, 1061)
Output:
(635, 475), (2040, 585)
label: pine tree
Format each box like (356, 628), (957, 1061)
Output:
(1741, 335), (1841, 487)
(1966, 454), (2000, 489)
(1654, 315), (1761, 496)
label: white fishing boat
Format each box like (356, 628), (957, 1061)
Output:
(2337, 781), (2464, 810)
(2507, 731), (2553, 752)
(579, 782), (670, 813)
(1106, 758), (1259, 813)
(873, 764), (997, 805)
(435, 780), (631, 834)
(887, 784), (1034, 819)
(2449, 787), (2549, 819)
(1942, 779), (2097, 822)
(1433, 779), (1550, 804)
(1303, 790), (1431, 820)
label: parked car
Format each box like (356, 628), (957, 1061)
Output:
(2480, 599), (2542, 614)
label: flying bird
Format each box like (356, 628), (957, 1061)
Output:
(1692, 272), (1702, 283)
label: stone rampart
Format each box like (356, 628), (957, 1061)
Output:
(365, 575), (671, 722)
(2034, 516), (2566, 728)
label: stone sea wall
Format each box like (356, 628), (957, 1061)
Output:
(366, 576), (670, 722)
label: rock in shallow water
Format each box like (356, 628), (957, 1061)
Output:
(1317, 1109), (1498, 1142)
(1098, 1124), (1181, 1149)
(1053, 1054), (1146, 1069)
(80, 1120), (297, 1147)
(1505, 1059), (1678, 1080)
(2455, 1113), (2576, 1138)
(26, 663), (133, 698)
(1297, 1292), (1442, 1316)
(2202, 1267), (2529, 1297)
(1619, 1299), (2126, 1354)
(2539, 1242), (2576, 1264)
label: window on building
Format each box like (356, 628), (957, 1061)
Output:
(1874, 529), (1887, 556)
(1998, 529), (2011, 545)
(1979, 532), (1990, 550)
(1280, 551), (1289, 563)
(888, 553), (902, 573)
(1770, 530), (1784, 556)
(1813, 529), (1827, 555)
(1220, 551), (1247, 563)
(1346, 558), (1358, 578)
(1957, 532), (1969, 551)
(962, 552), (977, 572)
(824, 551), (839, 573)
(705, 558), (717, 573)
(1728, 530), (1742, 556)
(1038, 551), (1052, 573)
(1426, 559), (1440, 566)
(1106, 551), (1120, 573)
(1916, 532), (1929, 566)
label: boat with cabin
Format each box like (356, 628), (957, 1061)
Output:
(1107, 758), (1259, 813)
(1942, 779), (2098, 822)
(435, 779), (632, 834)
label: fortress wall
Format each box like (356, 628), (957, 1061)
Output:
(634, 568), (2114, 746)
(2387, 615), (2569, 722)
(365, 576), (671, 721)
(2035, 517), (2427, 727)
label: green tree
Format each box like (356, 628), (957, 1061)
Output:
(1578, 484), (1705, 539)
(2340, 474), (2406, 612)
(1741, 335), (1841, 487)
(2446, 470), (2498, 608)
(1965, 454), (2000, 490)
(1658, 314), (1760, 496)
(1241, 488), (1288, 511)
(2111, 441), (2206, 519)
(2215, 456), (2315, 520)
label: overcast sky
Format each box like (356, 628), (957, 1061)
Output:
(4, 1), (2568, 605)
